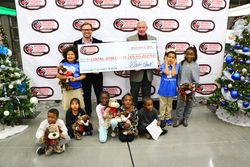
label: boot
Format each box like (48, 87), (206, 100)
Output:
(173, 119), (182, 127)
(183, 119), (188, 127)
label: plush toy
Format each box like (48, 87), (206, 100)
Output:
(58, 63), (73, 91)
(72, 114), (93, 140)
(179, 83), (196, 101)
(120, 111), (132, 135)
(43, 124), (64, 156)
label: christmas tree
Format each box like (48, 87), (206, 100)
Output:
(0, 25), (38, 126)
(208, 17), (250, 117)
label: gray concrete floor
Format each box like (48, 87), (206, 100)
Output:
(1, 101), (250, 167)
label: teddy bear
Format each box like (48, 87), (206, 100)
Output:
(72, 114), (93, 140)
(120, 110), (132, 135)
(57, 63), (74, 91)
(102, 98), (120, 136)
(179, 83), (196, 101)
(43, 124), (64, 156)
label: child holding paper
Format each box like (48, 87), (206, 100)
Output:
(138, 97), (167, 139)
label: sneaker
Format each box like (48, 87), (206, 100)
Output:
(111, 132), (116, 137)
(160, 129), (168, 136)
(36, 147), (45, 155)
(165, 119), (173, 126)
(144, 133), (152, 139)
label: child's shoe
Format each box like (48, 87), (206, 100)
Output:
(160, 129), (168, 136)
(144, 133), (152, 139)
(111, 132), (116, 137)
(165, 119), (173, 126)
(36, 147), (45, 155)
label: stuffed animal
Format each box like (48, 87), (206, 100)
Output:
(179, 83), (196, 101)
(43, 124), (64, 156)
(72, 114), (93, 140)
(120, 111), (132, 135)
(58, 63), (74, 91)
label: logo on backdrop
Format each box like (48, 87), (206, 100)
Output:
(199, 64), (211, 76)
(202, 0), (227, 11)
(167, 0), (193, 10)
(131, 0), (158, 9)
(114, 71), (130, 78)
(32, 19), (59, 33)
(55, 0), (83, 9)
(23, 43), (50, 56)
(113, 18), (139, 32)
(165, 42), (190, 55)
(199, 42), (222, 55)
(73, 19), (100, 31)
(103, 86), (122, 98)
(36, 66), (58, 79)
(153, 19), (179, 32)
(19, 0), (46, 10)
(93, 0), (121, 9)
(58, 42), (74, 53)
(196, 83), (218, 95)
(30, 87), (54, 98)
(80, 45), (99, 55)
(191, 20), (215, 33)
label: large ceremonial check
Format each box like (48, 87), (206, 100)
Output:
(78, 40), (158, 73)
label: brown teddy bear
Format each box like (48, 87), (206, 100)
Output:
(43, 124), (64, 156)
(179, 83), (196, 101)
(57, 63), (73, 91)
(72, 114), (93, 140)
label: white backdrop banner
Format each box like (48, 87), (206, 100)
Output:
(15, 0), (230, 100)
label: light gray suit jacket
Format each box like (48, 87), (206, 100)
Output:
(127, 34), (157, 82)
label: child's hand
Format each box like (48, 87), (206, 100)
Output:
(172, 59), (177, 66)
(157, 120), (161, 126)
(164, 68), (169, 75)
(77, 119), (83, 125)
(69, 77), (76, 82)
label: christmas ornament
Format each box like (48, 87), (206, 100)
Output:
(242, 68), (247, 73)
(7, 49), (12, 56)
(30, 97), (38, 104)
(3, 110), (10, 116)
(9, 84), (14, 89)
(224, 87), (228, 92)
(243, 102), (249, 108)
(228, 84), (232, 88)
(241, 76), (245, 81)
(239, 59), (244, 64)
(229, 48), (234, 51)
(230, 90), (239, 99)
(235, 43), (241, 49)
(228, 67), (233, 73)
(220, 101), (226, 107)
(230, 41), (236, 46)
(1, 64), (6, 69)
(246, 60), (250, 65)
(231, 72), (241, 80)
(242, 46), (249, 52)
(225, 55), (233, 64)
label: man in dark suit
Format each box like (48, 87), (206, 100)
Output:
(127, 21), (157, 108)
(73, 22), (103, 117)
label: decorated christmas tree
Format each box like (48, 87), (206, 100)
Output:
(0, 25), (37, 126)
(208, 17), (250, 125)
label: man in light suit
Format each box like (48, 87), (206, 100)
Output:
(73, 22), (103, 117)
(127, 21), (157, 108)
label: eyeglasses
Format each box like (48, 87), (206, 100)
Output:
(81, 29), (92, 31)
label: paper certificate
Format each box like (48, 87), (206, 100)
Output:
(146, 119), (162, 140)
(78, 40), (158, 73)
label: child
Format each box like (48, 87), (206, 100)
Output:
(65, 98), (93, 139)
(117, 93), (138, 142)
(56, 45), (86, 111)
(35, 108), (70, 155)
(96, 91), (118, 143)
(157, 49), (179, 125)
(138, 97), (168, 139)
(173, 45), (199, 127)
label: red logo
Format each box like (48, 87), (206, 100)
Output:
(58, 42), (74, 53)
(93, 0), (121, 9)
(19, 0), (46, 10)
(114, 71), (130, 78)
(139, 85), (156, 97)
(23, 43), (50, 56)
(167, 0), (193, 10)
(199, 42), (222, 55)
(73, 19), (100, 31)
(113, 18), (139, 32)
(166, 42), (190, 55)
(202, 0), (226, 11)
(80, 45), (99, 55)
(30, 87), (54, 98)
(32, 20), (59, 33)
(36, 66), (58, 79)
(199, 64), (211, 76)
(196, 83), (218, 95)
(56, 0), (83, 9)
(191, 20), (215, 33)
(131, 0), (158, 9)
(103, 86), (122, 98)
(153, 19), (179, 32)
